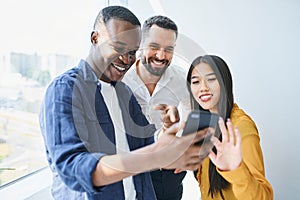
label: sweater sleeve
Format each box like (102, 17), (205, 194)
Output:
(217, 121), (273, 199)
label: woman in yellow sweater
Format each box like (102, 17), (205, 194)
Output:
(186, 55), (273, 199)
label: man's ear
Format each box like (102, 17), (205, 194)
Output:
(91, 30), (99, 44)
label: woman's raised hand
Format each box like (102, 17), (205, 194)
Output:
(209, 118), (242, 171)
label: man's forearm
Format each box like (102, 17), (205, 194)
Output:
(92, 123), (204, 187)
(92, 143), (159, 186)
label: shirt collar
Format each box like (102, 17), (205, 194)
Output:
(78, 59), (98, 83)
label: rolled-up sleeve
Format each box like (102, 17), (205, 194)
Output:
(40, 78), (106, 193)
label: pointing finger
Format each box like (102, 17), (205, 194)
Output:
(153, 104), (168, 111)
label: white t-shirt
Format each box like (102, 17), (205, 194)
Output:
(99, 80), (136, 200)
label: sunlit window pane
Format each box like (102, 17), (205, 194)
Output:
(0, 0), (106, 188)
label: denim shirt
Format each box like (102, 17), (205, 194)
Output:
(39, 60), (156, 200)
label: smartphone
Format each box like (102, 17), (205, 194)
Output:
(182, 110), (219, 146)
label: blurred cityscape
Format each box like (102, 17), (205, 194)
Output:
(0, 51), (77, 186)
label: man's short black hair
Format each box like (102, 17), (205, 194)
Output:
(143, 15), (178, 37)
(93, 6), (140, 30)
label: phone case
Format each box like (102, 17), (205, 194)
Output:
(182, 110), (219, 136)
(182, 110), (219, 147)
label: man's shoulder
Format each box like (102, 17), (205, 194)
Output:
(52, 67), (80, 85)
(53, 59), (97, 84)
(123, 64), (137, 78)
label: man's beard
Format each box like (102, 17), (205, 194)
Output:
(141, 56), (169, 77)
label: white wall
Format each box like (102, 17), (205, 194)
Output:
(128, 0), (300, 199)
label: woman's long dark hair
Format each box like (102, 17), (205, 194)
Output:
(187, 55), (234, 199)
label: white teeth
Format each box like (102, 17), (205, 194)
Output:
(200, 94), (212, 101)
(152, 60), (163, 65)
(114, 65), (126, 71)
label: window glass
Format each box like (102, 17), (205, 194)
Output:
(0, 0), (106, 187)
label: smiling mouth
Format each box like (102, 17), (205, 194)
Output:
(113, 64), (127, 72)
(151, 58), (167, 66)
(200, 94), (213, 101)
(152, 60), (164, 65)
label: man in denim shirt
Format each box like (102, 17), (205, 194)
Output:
(39, 6), (205, 200)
